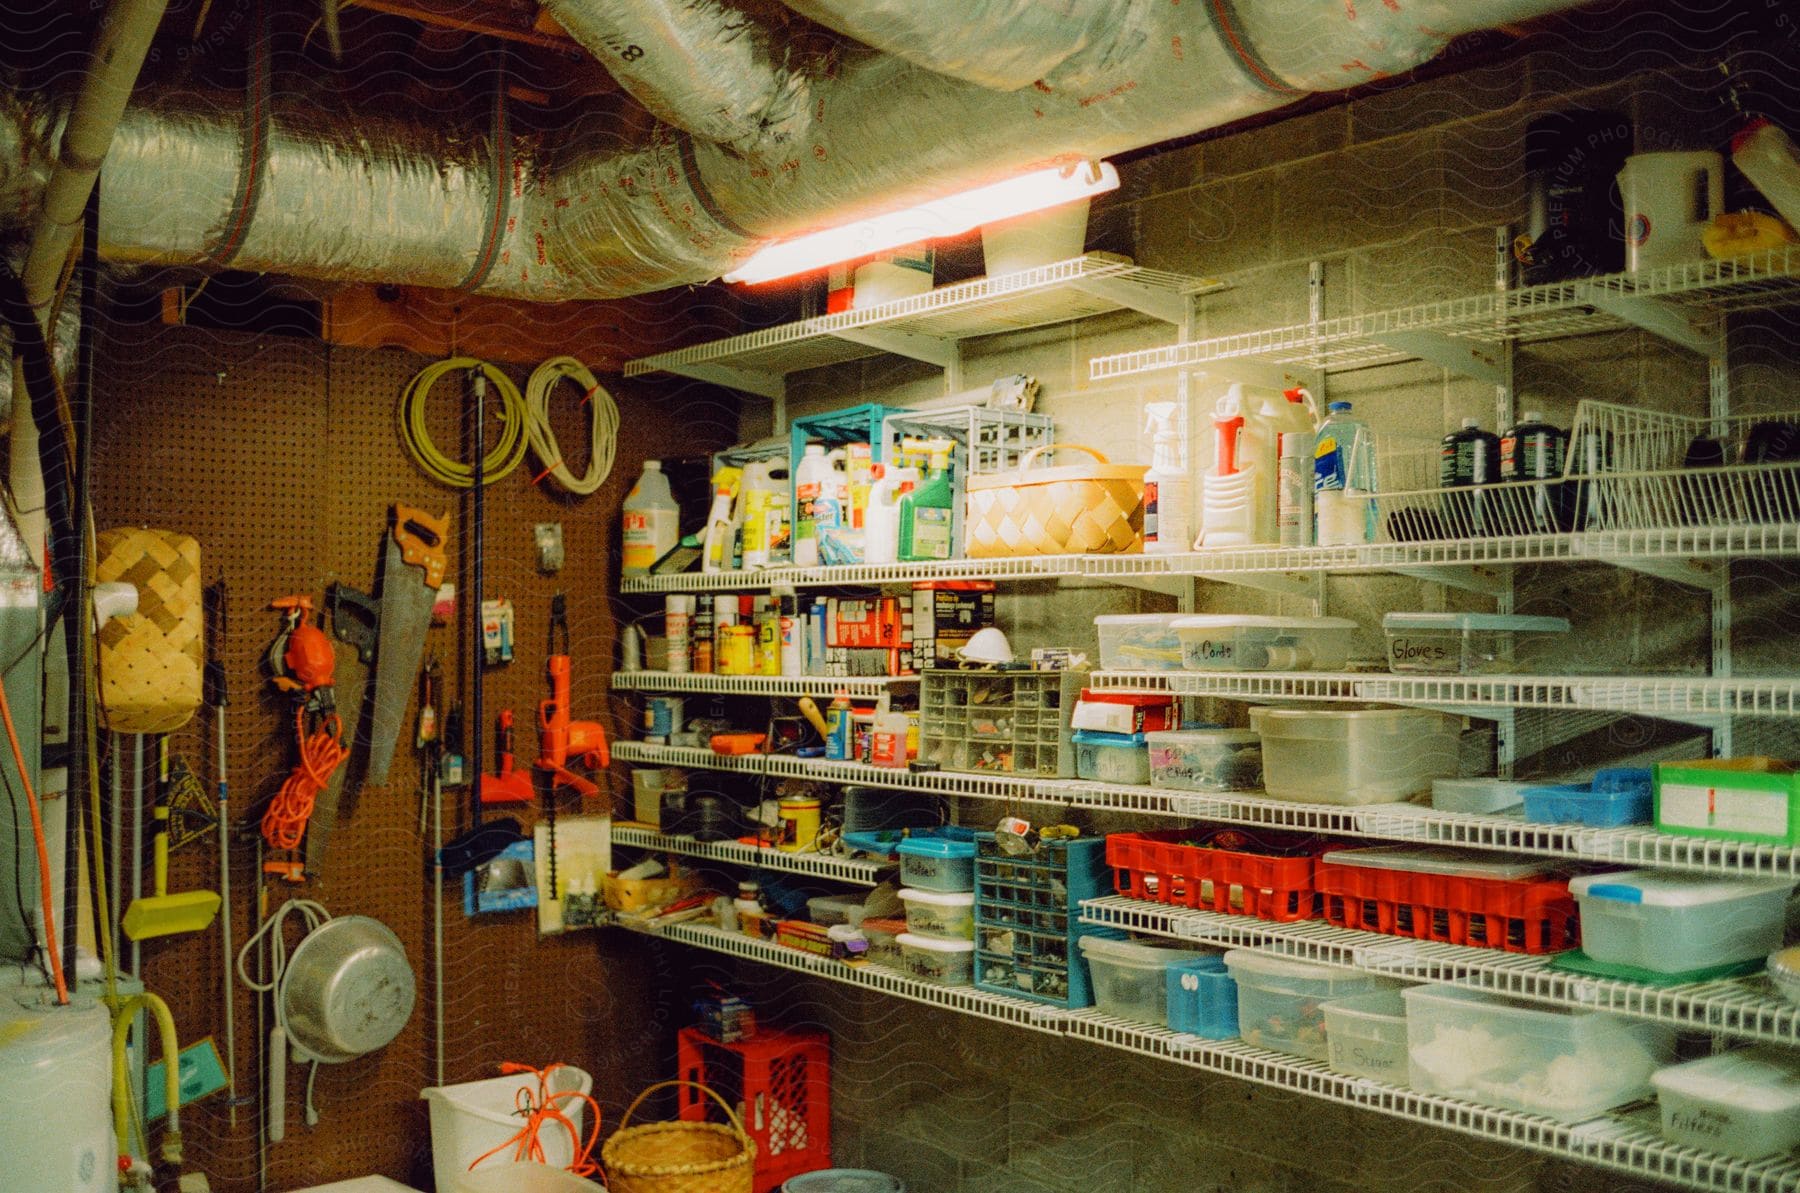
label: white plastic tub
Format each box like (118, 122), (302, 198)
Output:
(1566, 870), (1794, 974)
(423, 1068), (592, 1192)
(1072, 731), (1152, 784)
(861, 917), (907, 970)
(1431, 777), (1530, 814)
(897, 837), (977, 892)
(1223, 949), (1394, 1062)
(1173, 615), (1358, 672)
(981, 198), (1089, 276)
(1094, 613), (1187, 672)
(897, 888), (976, 940)
(455, 1166), (607, 1193)
(1651, 1048), (1800, 1160)
(1382, 612), (1570, 675)
(1322, 989), (1410, 1083)
(1078, 936), (1211, 1026)
(1250, 707), (1463, 804)
(1146, 729), (1262, 792)
(897, 932), (975, 985)
(1403, 985), (1675, 1121)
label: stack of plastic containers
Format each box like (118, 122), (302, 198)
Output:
(972, 833), (1114, 1007)
(1250, 707), (1463, 804)
(1224, 950), (1396, 1061)
(1078, 937), (1213, 1026)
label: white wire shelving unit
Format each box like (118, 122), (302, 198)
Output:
(611, 671), (918, 697)
(610, 826), (891, 885)
(610, 742), (1800, 880)
(1079, 895), (1800, 1047)
(618, 554), (1089, 595)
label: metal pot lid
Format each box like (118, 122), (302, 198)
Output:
(281, 915), (416, 1063)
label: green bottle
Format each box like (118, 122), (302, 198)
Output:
(898, 440), (955, 561)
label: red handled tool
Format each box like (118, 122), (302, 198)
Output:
(535, 594), (610, 798)
(479, 710), (537, 805)
(260, 596), (348, 883)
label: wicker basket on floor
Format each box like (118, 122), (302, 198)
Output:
(965, 444), (1145, 557)
(602, 1080), (756, 1193)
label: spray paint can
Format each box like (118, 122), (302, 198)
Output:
(665, 595), (695, 673)
(1277, 431), (1312, 547)
(693, 595), (714, 673)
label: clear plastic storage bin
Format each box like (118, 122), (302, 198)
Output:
(1078, 936), (1211, 1026)
(1651, 1048), (1800, 1160)
(897, 837), (977, 892)
(1250, 707), (1463, 804)
(1567, 869), (1794, 974)
(896, 933), (974, 985)
(1322, 989), (1409, 1082)
(1223, 949), (1395, 1061)
(1071, 730), (1152, 785)
(1173, 615), (1358, 672)
(1403, 984), (1676, 1121)
(1095, 613), (1187, 671)
(1146, 729), (1262, 792)
(806, 893), (868, 928)
(1381, 612), (1570, 675)
(897, 888), (975, 940)
(860, 917), (907, 969)
(1431, 777), (1530, 814)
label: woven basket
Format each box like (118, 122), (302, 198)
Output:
(964, 444), (1146, 557)
(602, 1080), (756, 1193)
(95, 528), (203, 733)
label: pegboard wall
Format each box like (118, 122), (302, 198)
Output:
(91, 320), (740, 1190)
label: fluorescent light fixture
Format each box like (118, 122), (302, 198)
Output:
(722, 159), (1119, 285)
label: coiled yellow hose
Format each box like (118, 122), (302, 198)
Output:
(398, 357), (528, 487)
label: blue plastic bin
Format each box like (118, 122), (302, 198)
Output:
(1522, 767), (1654, 826)
(973, 834), (1117, 1008)
(1165, 955), (1238, 1039)
(1071, 730), (1152, 785)
(898, 836), (978, 892)
(840, 824), (975, 861)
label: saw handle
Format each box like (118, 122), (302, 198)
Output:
(327, 582), (380, 665)
(393, 503), (450, 588)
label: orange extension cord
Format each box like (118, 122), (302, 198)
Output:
(468, 1063), (603, 1178)
(0, 667), (66, 1003)
(260, 706), (347, 853)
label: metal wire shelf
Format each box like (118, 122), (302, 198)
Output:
(611, 826), (891, 885)
(611, 672), (918, 697)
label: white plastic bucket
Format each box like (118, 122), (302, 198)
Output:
(1617, 150), (1723, 270)
(981, 198), (1090, 276)
(422, 1068), (593, 1193)
(453, 1164), (606, 1193)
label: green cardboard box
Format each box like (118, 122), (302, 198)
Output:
(1654, 757), (1800, 846)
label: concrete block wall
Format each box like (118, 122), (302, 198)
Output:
(707, 5), (1800, 1190)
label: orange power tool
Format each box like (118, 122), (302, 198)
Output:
(535, 594), (610, 797)
(479, 710), (537, 805)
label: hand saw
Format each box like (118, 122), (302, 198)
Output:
(367, 504), (449, 786)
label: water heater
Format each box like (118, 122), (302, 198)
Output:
(0, 978), (116, 1193)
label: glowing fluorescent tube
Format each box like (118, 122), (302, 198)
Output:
(722, 159), (1119, 285)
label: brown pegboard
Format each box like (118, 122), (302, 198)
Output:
(93, 321), (740, 1190)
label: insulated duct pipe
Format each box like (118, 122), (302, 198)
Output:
(0, 0), (1590, 301)
(540, 0), (815, 157)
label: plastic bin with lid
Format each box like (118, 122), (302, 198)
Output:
(1223, 949), (1396, 1061)
(1173, 615), (1359, 672)
(897, 887), (975, 939)
(860, 917), (907, 969)
(1165, 954), (1238, 1039)
(1095, 613), (1187, 671)
(1567, 869), (1794, 974)
(1078, 936), (1212, 1026)
(1654, 756), (1800, 846)
(1146, 729), (1262, 793)
(1315, 846), (1577, 954)
(1071, 730), (1152, 785)
(896, 933), (975, 985)
(1652, 1048), (1800, 1160)
(1322, 989), (1409, 1082)
(1522, 767), (1654, 827)
(1402, 984), (1676, 1121)
(1381, 612), (1570, 675)
(807, 893), (869, 928)
(1250, 707), (1463, 804)
(897, 836), (977, 892)
(1431, 777), (1530, 815)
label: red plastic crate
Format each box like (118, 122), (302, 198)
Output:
(1107, 827), (1321, 922)
(1316, 858), (1578, 954)
(677, 1026), (831, 1191)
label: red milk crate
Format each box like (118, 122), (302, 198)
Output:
(1107, 827), (1322, 922)
(1315, 846), (1579, 955)
(677, 1025), (831, 1192)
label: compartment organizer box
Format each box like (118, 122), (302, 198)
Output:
(974, 833), (1115, 1009)
(920, 667), (1081, 778)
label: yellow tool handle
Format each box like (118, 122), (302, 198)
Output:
(797, 697), (830, 738)
(393, 503), (451, 588)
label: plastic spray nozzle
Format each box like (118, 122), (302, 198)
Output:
(712, 465), (743, 497)
(1215, 414), (1245, 476)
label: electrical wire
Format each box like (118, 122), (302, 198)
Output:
(260, 707), (347, 852)
(236, 898), (333, 1134)
(0, 646), (66, 1002)
(398, 356), (528, 488)
(523, 355), (619, 496)
(466, 1062), (602, 1178)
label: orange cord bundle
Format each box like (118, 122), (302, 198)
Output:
(260, 706), (347, 852)
(469, 1062), (604, 1179)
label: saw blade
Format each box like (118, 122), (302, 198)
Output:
(367, 504), (448, 786)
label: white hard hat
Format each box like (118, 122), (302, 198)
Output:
(958, 627), (1015, 665)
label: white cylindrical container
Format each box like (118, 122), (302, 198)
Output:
(778, 592), (802, 676)
(1277, 431), (1312, 547)
(1618, 150), (1724, 270)
(0, 986), (115, 1193)
(1733, 119), (1800, 231)
(664, 595), (694, 673)
(622, 459), (679, 577)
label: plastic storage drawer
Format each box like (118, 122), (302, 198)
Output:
(1250, 707), (1463, 804)
(974, 834), (1114, 1008)
(1403, 984), (1676, 1121)
(1079, 936), (1211, 1026)
(1651, 1048), (1800, 1160)
(1146, 729), (1263, 792)
(897, 888), (975, 940)
(1172, 615), (1358, 672)
(1322, 989), (1409, 1082)
(1315, 846), (1578, 955)
(1381, 612), (1569, 675)
(1224, 949), (1394, 1062)
(1522, 767), (1653, 827)
(1567, 869), (1793, 975)
(1072, 730), (1152, 785)
(897, 836), (977, 892)
(1165, 955), (1239, 1039)
(1095, 613), (1186, 671)
(1108, 827), (1320, 922)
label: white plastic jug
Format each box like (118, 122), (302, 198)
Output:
(793, 443), (848, 567)
(422, 1067), (592, 1193)
(740, 459), (791, 570)
(863, 465), (918, 565)
(1200, 384), (1315, 547)
(1618, 151), (1723, 271)
(622, 460), (678, 576)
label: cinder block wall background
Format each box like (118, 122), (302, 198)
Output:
(675, 5), (1800, 1191)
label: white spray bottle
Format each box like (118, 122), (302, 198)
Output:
(700, 465), (743, 573)
(1143, 401), (1192, 552)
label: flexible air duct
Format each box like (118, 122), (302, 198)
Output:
(0, 0), (1592, 301)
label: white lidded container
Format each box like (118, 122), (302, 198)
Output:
(896, 887), (976, 940)
(1146, 728), (1263, 792)
(807, 892), (870, 929)
(1078, 936), (1212, 1026)
(1566, 869), (1794, 974)
(1250, 706), (1463, 804)
(897, 932), (975, 985)
(1094, 613), (1187, 671)
(1071, 730), (1153, 785)
(1173, 615), (1359, 672)
(1431, 777), (1531, 815)
(1382, 612), (1570, 675)
(1651, 1047), (1800, 1160)
(1402, 984), (1675, 1122)
(1223, 949), (1395, 1061)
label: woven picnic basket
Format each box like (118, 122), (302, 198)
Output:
(601, 1080), (755, 1193)
(964, 444), (1146, 557)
